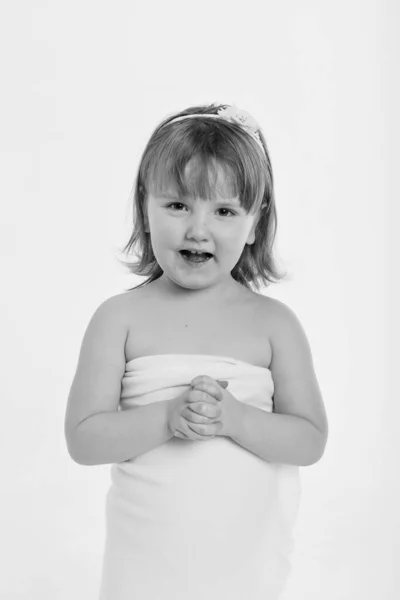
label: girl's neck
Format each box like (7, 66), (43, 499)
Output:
(153, 275), (246, 305)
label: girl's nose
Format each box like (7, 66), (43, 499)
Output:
(186, 210), (211, 238)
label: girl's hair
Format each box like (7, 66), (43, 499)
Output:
(118, 102), (287, 293)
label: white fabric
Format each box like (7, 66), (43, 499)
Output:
(98, 354), (301, 600)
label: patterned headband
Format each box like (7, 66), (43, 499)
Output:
(167, 104), (264, 153)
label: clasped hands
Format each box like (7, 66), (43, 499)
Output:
(172, 374), (242, 441)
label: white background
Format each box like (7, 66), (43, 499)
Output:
(1, 1), (398, 598)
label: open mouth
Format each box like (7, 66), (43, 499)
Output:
(179, 250), (214, 264)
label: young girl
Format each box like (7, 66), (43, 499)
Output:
(64, 102), (328, 600)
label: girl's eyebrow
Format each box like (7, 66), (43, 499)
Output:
(160, 193), (240, 205)
(162, 193), (180, 199)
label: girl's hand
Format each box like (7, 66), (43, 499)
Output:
(167, 382), (224, 442)
(176, 375), (243, 440)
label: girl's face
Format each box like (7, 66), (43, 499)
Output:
(144, 169), (261, 294)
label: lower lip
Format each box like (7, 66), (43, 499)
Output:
(178, 252), (214, 268)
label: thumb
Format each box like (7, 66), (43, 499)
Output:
(216, 380), (229, 388)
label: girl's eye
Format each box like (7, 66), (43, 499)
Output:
(166, 203), (236, 217)
(217, 208), (236, 217)
(167, 202), (186, 211)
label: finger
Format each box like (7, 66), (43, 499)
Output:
(188, 389), (219, 405)
(186, 402), (221, 420)
(180, 417), (215, 442)
(174, 419), (191, 439)
(174, 430), (189, 439)
(186, 420), (220, 438)
(183, 405), (216, 424)
(191, 382), (224, 402)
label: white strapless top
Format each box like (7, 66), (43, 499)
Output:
(99, 354), (301, 600)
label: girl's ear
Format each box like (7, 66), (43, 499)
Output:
(246, 204), (266, 245)
(246, 228), (256, 245)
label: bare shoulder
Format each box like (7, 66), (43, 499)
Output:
(257, 295), (314, 366)
(104, 286), (147, 319)
(252, 294), (301, 334)
(76, 290), (140, 371)
(256, 293), (296, 315)
(99, 290), (133, 314)
(115, 285), (153, 319)
(75, 291), (131, 372)
(91, 291), (133, 335)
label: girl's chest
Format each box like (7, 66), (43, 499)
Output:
(125, 293), (272, 369)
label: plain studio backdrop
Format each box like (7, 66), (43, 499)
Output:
(1, 1), (397, 598)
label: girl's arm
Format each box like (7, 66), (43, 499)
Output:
(64, 295), (174, 466)
(231, 299), (328, 466)
(68, 402), (173, 465)
(230, 405), (326, 466)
